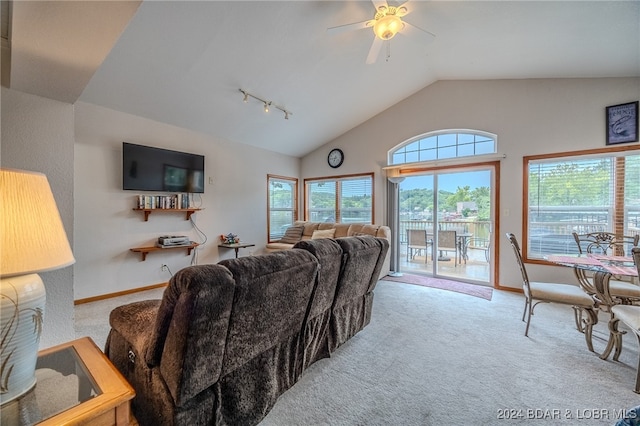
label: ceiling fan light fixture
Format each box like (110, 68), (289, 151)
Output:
(373, 14), (403, 40)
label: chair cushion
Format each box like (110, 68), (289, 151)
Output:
(612, 305), (640, 331)
(610, 280), (640, 299)
(529, 281), (594, 307)
(279, 225), (304, 244)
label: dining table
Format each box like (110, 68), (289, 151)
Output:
(546, 253), (638, 359)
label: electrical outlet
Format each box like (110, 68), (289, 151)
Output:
(161, 264), (168, 272)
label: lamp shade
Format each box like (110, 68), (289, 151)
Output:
(1, 169), (75, 277)
(1, 168), (75, 405)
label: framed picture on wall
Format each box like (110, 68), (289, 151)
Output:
(606, 101), (639, 145)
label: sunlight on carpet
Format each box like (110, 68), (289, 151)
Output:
(382, 273), (493, 300)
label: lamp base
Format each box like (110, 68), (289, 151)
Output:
(0, 273), (45, 405)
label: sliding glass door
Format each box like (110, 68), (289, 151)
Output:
(398, 166), (494, 285)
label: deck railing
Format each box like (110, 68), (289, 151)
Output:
(400, 220), (492, 248)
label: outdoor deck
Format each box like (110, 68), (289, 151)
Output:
(397, 241), (491, 284)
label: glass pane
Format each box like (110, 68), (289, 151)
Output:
(391, 132), (496, 166)
(269, 211), (294, 239)
(1, 346), (100, 425)
(625, 155), (640, 238)
(458, 133), (475, 144)
(438, 146), (457, 159)
(419, 149), (437, 162)
(308, 181), (336, 222)
(475, 140), (495, 155)
(268, 177), (296, 242)
(457, 143), (475, 157)
(420, 136), (437, 150)
(340, 178), (372, 223)
(398, 169), (492, 284)
(405, 141), (420, 152)
(392, 152), (405, 165)
(438, 134), (456, 147)
(269, 180), (294, 208)
(405, 151), (419, 163)
(527, 156), (615, 259)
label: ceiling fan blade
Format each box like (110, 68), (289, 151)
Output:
(395, 0), (412, 17)
(366, 37), (384, 64)
(327, 19), (374, 35)
(371, 0), (389, 13)
(401, 21), (436, 45)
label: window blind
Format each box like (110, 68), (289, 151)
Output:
(525, 152), (640, 260)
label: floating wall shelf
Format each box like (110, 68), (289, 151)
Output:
(132, 208), (201, 222)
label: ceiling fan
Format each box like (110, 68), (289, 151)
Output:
(327, 0), (435, 64)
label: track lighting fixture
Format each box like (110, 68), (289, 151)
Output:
(239, 89), (292, 120)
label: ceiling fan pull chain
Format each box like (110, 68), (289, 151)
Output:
(386, 41), (391, 62)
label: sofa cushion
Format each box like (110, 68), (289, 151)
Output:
(265, 242), (295, 251)
(312, 229), (336, 239)
(279, 225), (304, 244)
(332, 223), (351, 238)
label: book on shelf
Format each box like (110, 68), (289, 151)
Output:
(136, 194), (191, 210)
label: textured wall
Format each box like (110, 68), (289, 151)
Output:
(1, 87), (75, 348)
(73, 101), (300, 300)
(300, 78), (640, 289)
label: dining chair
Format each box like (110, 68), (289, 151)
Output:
(572, 231), (640, 305)
(606, 247), (640, 393)
(608, 304), (640, 393)
(572, 231), (639, 257)
(505, 233), (597, 350)
(437, 230), (458, 266)
(407, 229), (431, 262)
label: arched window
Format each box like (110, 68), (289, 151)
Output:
(388, 130), (497, 165)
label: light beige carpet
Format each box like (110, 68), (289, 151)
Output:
(75, 280), (639, 425)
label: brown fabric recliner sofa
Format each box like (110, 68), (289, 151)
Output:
(105, 235), (389, 426)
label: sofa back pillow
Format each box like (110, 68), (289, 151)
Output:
(279, 225), (304, 244)
(312, 229), (336, 239)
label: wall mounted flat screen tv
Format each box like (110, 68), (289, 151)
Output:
(122, 142), (205, 193)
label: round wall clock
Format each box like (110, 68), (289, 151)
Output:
(327, 148), (344, 168)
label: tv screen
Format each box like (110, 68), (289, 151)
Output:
(122, 142), (205, 193)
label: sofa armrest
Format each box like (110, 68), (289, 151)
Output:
(108, 299), (162, 362)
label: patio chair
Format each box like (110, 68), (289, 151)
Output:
(572, 231), (640, 305)
(506, 233), (597, 350)
(437, 230), (458, 266)
(466, 236), (491, 262)
(407, 229), (432, 262)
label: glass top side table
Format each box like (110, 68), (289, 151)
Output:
(1, 336), (135, 425)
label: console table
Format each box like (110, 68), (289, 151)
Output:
(218, 242), (255, 258)
(0, 337), (135, 426)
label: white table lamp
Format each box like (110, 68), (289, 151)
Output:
(0, 169), (75, 405)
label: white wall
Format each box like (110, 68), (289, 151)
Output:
(1, 87), (76, 348)
(301, 78), (640, 290)
(74, 102), (299, 300)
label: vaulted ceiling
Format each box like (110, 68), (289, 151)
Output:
(4, 1), (639, 157)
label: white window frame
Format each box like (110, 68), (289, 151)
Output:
(388, 129), (497, 166)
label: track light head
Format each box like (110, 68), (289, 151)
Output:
(264, 102), (271, 113)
